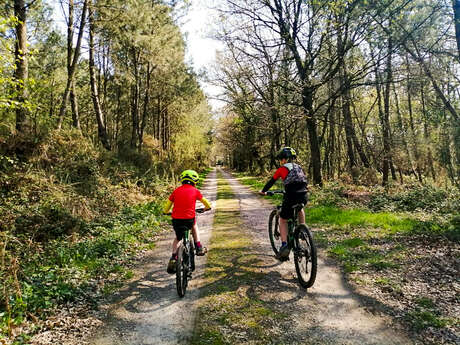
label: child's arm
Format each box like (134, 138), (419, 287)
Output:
(200, 197), (212, 210)
(259, 167), (287, 195)
(163, 200), (173, 214)
(260, 177), (276, 194)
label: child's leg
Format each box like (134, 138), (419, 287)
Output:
(171, 237), (180, 256)
(279, 217), (288, 242)
(297, 208), (305, 225)
(192, 223), (200, 244)
(192, 221), (207, 255)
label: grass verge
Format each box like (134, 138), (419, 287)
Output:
(191, 172), (288, 345)
(233, 170), (459, 344)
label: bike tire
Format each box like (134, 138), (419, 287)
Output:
(190, 238), (196, 272)
(293, 224), (317, 288)
(268, 209), (281, 255)
(176, 244), (188, 297)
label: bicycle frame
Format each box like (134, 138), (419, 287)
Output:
(267, 190), (317, 288)
(175, 208), (209, 297)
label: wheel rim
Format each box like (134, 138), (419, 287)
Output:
(297, 230), (313, 281)
(182, 255), (188, 288)
(269, 210), (282, 255)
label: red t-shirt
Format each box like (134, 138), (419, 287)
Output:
(273, 166), (289, 180)
(168, 184), (203, 219)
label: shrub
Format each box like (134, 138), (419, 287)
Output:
(310, 182), (348, 207)
(13, 203), (85, 241)
(368, 184), (458, 213)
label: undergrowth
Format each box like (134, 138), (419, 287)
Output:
(0, 130), (211, 342)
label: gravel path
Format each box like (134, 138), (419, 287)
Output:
(88, 168), (415, 345)
(221, 169), (414, 345)
(90, 169), (217, 345)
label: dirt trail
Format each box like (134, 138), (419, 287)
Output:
(221, 169), (414, 345)
(90, 169), (217, 345)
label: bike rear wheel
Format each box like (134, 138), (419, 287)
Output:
(294, 224), (317, 288)
(176, 244), (188, 297)
(268, 209), (281, 255)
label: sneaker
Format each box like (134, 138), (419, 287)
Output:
(167, 258), (176, 274)
(196, 246), (207, 256)
(276, 244), (290, 261)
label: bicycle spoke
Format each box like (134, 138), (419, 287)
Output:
(269, 209), (282, 255)
(294, 225), (317, 288)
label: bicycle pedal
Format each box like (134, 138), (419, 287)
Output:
(275, 255), (290, 262)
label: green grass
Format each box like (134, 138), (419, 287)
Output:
(197, 167), (212, 189)
(408, 310), (450, 331)
(306, 206), (445, 235)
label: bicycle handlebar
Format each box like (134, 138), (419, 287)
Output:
(266, 190), (284, 196)
(164, 208), (210, 216)
(195, 208), (211, 213)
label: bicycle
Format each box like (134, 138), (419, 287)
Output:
(267, 190), (317, 288)
(175, 208), (209, 297)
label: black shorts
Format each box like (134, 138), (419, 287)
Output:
(280, 192), (307, 220)
(172, 218), (195, 241)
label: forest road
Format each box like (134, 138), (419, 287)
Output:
(90, 168), (218, 345)
(220, 169), (414, 345)
(90, 167), (413, 345)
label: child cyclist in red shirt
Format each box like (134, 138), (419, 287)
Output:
(163, 170), (211, 273)
(259, 147), (308, 260)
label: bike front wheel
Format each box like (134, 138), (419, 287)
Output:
(268, 209), (281, 255)
(294, 224), (317, 288)
(176, 244), (188, 297)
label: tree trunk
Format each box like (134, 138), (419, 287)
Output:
(420, 85), (436, 181)
(14, 0), (29, 132)
(327, 98), (336, 179)
(337, 31), (358, 181)
(453, 0), (460, 61)
(382, 34), (393, 186)
(88, 1), (110, 150)
(70, 80), (81, 130)
(406, 56), (423, 182)
(57, 0), (87, 129)
(393, 84), (417, 177)
(341, 75), (357, 179)
(139, 63), (151, 151)
(303, 87), (323, 186)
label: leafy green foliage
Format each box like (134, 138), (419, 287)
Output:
(368, 185), (459, 213)
(1, 200), (164, 337)
(0, 130), (179, 339)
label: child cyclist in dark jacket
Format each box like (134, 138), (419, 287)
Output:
(259, 147), (308, 260)
(163, 170), (211, 273)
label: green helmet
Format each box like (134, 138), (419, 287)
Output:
(180, 169), (199, 185)
(276, 147), (297, 160)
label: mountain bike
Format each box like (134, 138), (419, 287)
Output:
(267, 190), (317, 288)
(176, 208), (209, 297)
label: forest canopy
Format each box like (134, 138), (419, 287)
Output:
(213, 0), (460, 188)
(1, 0), (213, 171)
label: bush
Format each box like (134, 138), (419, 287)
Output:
(369, 185), (458, 213)
(13, 203), (85, 241)
(310, 182), (348, 207)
